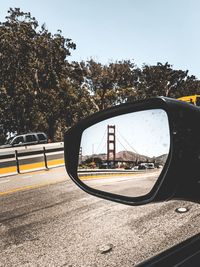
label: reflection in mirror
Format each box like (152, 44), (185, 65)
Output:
(78, 109), (170, 197)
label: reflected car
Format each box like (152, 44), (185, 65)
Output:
(124, 166), (132, 170)
(138, 165), (147, 170)
(133, 166), (139, 170)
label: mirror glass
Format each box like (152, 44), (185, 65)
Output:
(78, 109), (170, 197)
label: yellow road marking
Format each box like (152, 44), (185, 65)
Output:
(0, 166), (17, 174)
(0, 179), (66, 196)
(80, 172), (137, 180)
(20, 162), (45, 171)
(48, 159), (64, 166)
(0, 159), (64, 175)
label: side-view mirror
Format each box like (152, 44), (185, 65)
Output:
(64, 97), (200, 205)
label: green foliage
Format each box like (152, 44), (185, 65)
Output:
(79, 59), (139, 110)
(132, 62), (200, 100)
(0, 8), (200, 144)
(0, 8), (78, 141)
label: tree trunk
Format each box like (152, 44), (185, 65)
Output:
(47, 118), (55, 142)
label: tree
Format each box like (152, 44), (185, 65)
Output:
(1, 8), (200, 144)
(107, 60), (140, 104)
(81, 59), (139, 110)
(0, 8), (76, 141)
(133, 62), (200, 100)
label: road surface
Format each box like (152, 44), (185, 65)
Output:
(81, 170), (159, 197)
(0, 167), (200, 266)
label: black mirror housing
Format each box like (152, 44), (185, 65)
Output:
(64, 97), (200, 205)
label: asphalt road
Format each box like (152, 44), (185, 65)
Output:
(0, 167), (200, 267)
(82, 170), (159, 197)
(0, 167), (67, 195)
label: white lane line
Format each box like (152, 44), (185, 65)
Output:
(21, 175), (33, 179)
(21, 173), (47, 179)
(0, 179), (10, 184)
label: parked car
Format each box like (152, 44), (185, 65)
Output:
(138, 163), (155, 170)
(0, 132), (48, 148)
(64, 97), (200, 266)
(138, 164), (147, 170)
(124, 166), (132, 170)
(133, 165), (139, 170)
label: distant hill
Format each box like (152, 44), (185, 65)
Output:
(115, 150), (152, 162)
(154, 154), (168, 165)
(82, 150), (168, 165)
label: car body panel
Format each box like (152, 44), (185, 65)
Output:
(0, 132), (48, 148)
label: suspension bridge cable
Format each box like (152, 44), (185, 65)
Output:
(116, 137), (130, 152)
(94, 128), (107, 154)
(100, 142), (107, 155)
(116, 128), (139, 154)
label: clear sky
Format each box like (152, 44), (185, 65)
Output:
(1, 0), (200, 78)
(81, 109), (170, 157)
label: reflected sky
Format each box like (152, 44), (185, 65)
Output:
(81, 109), (170, 158)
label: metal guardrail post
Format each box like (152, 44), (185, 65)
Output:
(0, 145), (64, 176)
(43, 147), (49, 170)
(15, 150), (20, 173)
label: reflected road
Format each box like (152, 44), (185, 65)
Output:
(79, 169), (161, 197)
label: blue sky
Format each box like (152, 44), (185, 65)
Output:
(1, 0), (200, 78)
(81, 109), (170, 157)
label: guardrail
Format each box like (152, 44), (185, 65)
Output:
(0, 143), (64, 177)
